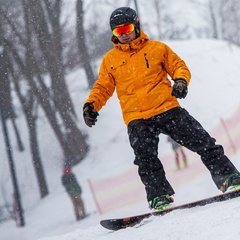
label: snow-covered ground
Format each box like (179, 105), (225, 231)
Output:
(1, 39), (240, 240)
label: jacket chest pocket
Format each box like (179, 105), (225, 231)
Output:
(110, 60), (129, 81)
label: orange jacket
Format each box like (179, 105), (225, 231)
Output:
(85, 30), (191, 126)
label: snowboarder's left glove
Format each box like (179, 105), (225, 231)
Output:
(172, 78), (188, 99)
(83, 102), (99, 127)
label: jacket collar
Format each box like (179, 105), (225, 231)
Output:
(111, 29), (149, 52)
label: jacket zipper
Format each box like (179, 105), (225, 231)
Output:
(144, 53), (149, 68)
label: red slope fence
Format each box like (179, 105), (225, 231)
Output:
(210, 106), (240, 155)
(88, 167), (145, 214)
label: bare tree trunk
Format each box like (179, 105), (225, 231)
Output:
(153, 0), (163, 40)
(208, 0), (219, 39)
(1, 0), (90, 171)
(13, 77), (49, 198)
(1, 4), (49, 198)
(0, 38), (24, 151)
(27, 108), (49, 198)
(27, 0), (89, 165)
(76, 0), (96, 88)
(28, 0), (76, 117)
(11, 118), (24, 152)
(5, 43), (49, 198)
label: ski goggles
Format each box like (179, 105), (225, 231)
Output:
(112, 23), (135, 37)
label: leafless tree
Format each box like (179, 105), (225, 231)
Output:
(206, 0), (240, 46)
(152, 0), (163, 39)
(25, 0), (89, 166)
(150, 0), (189, 40)
(0, 2), (48, 198)
(76, 0), (96, 88)
(208, 0), (219, 39)
(0, 0), (89, 198)
(220, 0), (240, 45)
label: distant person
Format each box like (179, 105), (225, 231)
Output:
(83, 7), (240, 211)
(61, 167), (86, 220)
(167, 136), (188, 170)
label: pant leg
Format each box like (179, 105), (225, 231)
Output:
(70, 194), (80, 219)
(70, 193), (86, 220)
(128, 119), (175, 202)
(158, 107), (240, 189)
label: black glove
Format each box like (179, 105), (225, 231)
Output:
(171, 78), (188, 99)
(83, 102), (99, 127)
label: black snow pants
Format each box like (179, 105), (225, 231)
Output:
(127, 107), (239, 202)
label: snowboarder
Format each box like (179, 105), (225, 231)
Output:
(167, 136), (188, 170)
(83, 7), (240, 211)
(61, 167), (86, 220)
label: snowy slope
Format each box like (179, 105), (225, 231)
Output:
(38, 190), (240, 240)
(1, 39), (240, 240)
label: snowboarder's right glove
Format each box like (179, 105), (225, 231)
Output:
(172, 78), (188, 99)
(83, 102), (99, 127)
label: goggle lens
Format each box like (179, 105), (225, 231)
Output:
(112, 24), (135, 37)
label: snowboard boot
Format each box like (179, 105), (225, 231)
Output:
(149, 195), (174, 210)
(220, 173), (240, 192)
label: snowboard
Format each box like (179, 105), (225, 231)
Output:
(100, 188), (240, 230)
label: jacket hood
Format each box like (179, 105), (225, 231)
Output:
(111, 29), (149, 52)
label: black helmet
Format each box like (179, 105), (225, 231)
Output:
(109, 7), (140, 37)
